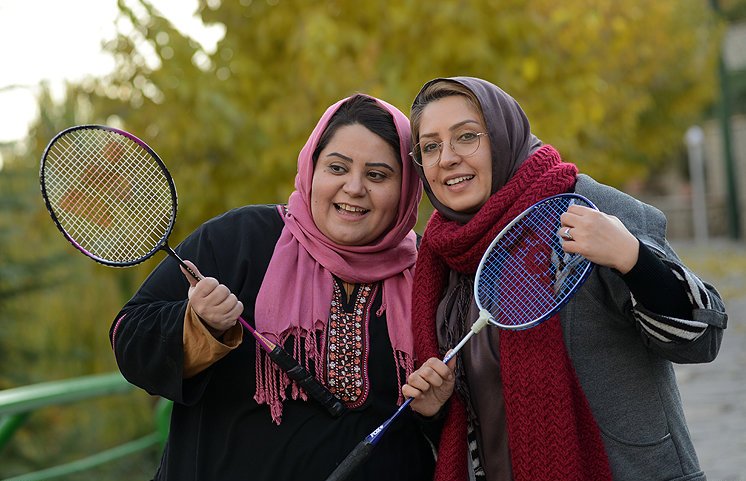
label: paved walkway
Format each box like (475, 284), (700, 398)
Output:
(672, 241), (746, 481)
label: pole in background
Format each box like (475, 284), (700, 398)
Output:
(710, 0), (742, 240)
(685, 126), (709, 243)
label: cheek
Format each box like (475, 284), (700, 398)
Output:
(477, 156), (493, 188)
(309, 182), (325, 224)
(423, 168), (439, 191)
(310, 175), (329, 206)
(378, 185), (402, 219)
(389, 197), (403, 221)
(310, 177), (318, 203)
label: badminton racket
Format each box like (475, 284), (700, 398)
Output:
(325, 193), (597, 480)
(40, 124), (346, 418)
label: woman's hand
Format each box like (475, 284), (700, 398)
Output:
(180, 260), (242, 337)
(402, 356), (456, 417)
(559, 205), (639, 274)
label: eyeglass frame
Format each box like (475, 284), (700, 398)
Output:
(408, 131), (490, 167)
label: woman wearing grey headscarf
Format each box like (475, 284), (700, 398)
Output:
(402, 77), (727, 481)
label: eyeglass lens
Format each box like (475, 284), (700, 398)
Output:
(415, 130), (485, 166)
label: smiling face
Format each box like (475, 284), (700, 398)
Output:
(418, 95), (492, 214)
(311, 123), (402, 246)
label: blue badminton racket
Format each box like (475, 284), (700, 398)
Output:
(325, 193), (598, 481)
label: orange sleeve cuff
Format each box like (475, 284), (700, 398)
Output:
(182, 304), (243, 379)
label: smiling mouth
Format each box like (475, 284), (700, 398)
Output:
(335, 203), (369, 215)
(445, 175), (474, 186)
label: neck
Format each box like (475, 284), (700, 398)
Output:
(342, 281), (355, 301)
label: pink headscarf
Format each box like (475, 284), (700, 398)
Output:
(254, 94), (423, 423)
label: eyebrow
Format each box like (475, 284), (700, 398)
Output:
(325, 152), (396, 173)
(420, 119), (481, 139)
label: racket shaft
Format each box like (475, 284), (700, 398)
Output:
(269, 346), (346, 417)
(324, 399), (411, 481)
(325, 440), (375, 481)
(330, 194), (598, 478)
(327, 312), (491, 479)
(166, 246), (276, 351)
(443, 311), (490, 364)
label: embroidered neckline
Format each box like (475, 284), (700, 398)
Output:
(325, 279), (377, 408)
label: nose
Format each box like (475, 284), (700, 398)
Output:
(343, 174), (366, 197)
(437, 141), (461, 168)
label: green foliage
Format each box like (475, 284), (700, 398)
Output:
(0, 144), (70, 387)
(74, 0), (722, 236)
(717, 0), (746, 20)
(0, 88), (156, 478)
(0, 0), (726, 476)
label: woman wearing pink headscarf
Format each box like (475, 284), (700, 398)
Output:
(110, 95), (434, 480)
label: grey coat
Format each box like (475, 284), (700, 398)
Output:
(566, 175), (728, 480)
(451, 175), (728, 481)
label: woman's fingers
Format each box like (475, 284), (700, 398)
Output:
(184, 270), (243, 325)
(403, 357), (456, 417)
(560, 206), (639, 273)
(404, 358), (454, 396)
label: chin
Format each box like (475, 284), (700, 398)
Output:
(442, 200), (483, 214)
(328, 233), (365, 246)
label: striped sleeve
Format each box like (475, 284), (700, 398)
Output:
(630, 259), (713, 343)
(468, 419), (486, 480)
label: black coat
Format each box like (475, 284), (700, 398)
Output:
(110, 204), (435, 481)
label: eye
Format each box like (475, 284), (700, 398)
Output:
(456, 131), (478, 143)
(327, 163), (347, 174)
(421, 141), (441, 154)
(368, 170), (388, 181)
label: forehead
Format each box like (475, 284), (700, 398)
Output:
(319, 124), (399, 163)
(419, 96), (483, 136)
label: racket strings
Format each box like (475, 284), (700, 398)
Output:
(43, 128), (174, 263)
(476, 197), (590, 328)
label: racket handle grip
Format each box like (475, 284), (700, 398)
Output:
(325, 440), (375, 481)
(268, 346), (346, 418)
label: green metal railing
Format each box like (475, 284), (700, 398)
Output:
(0, 372), (171, 481)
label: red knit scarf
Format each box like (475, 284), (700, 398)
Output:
(412, 145), (612, 481)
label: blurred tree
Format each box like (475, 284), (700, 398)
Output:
(75, 0), (722, 236)
(0, 167), (54, 314)
(718, 0), (746, 20)
(0, 0), (726, 476)
(0, 87), (157, 478)
(0, 126), (72, 390)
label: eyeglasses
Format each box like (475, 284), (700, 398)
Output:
(409, 130), (489, 167)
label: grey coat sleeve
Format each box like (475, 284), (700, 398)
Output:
(575, 175), (728, 364)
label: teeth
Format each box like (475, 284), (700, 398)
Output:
(337, 203), (367, 213)
(446, 175), (474, 186)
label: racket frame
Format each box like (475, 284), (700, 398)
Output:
(39, 124), (346, 418)
(474, 193), (597, 330)
(40, 124), (179, 268)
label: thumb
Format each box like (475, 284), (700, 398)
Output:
(179, 260), (203, 288)
(444, 350), (457, 370)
